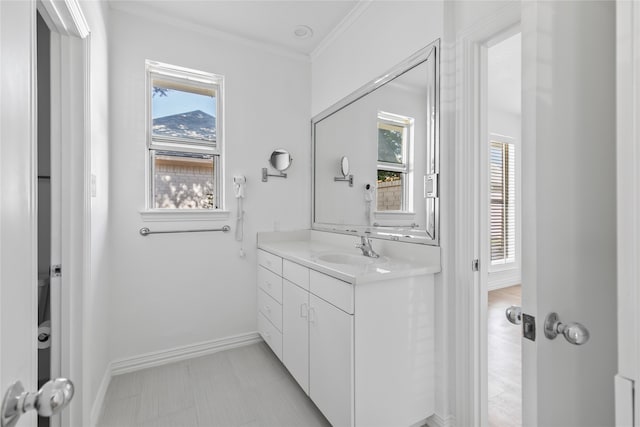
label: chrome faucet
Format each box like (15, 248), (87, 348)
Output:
(355, 235), (379, 258)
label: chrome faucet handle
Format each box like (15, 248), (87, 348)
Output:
(355, 235), (379, 258)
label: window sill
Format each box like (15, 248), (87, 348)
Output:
(140, 209), (231, 222)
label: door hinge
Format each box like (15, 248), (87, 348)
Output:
(615, 375), (635, 426)
(50, 265), (62, 278)
(472, 259), (479, 272)
(425, 173), (439, 198)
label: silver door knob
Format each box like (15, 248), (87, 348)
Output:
(1, 378), (74, 427)
(505, 305), (522, 325)
(544, 312), (590, 345)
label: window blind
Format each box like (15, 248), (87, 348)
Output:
(490, 141), (516, 265)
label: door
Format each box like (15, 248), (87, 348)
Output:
(520, 1), (617, 425)
(0, 0), (40, 425)
(282, 279), (309, 394)
(1, 3), (77, 426)
(309, 294), (353, 427)
(615, 0), (639, 425)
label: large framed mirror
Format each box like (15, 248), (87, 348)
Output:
(312, 40), (439, 245)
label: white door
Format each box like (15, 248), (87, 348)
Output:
(615, 0), (639, 425)
(1, 2), (77, 426)
(309, 294), (353, 427)
(0, 0), (40, 425)
(521, 1), (617, 425)
(282, 279), (309, 394)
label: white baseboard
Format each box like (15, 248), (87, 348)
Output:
(487, 268), (521, 291)
(90, 363), (112, 427)
(90, 332), (260, 425)
(111, 332), (262, 376)
(425, 413), (455, 427)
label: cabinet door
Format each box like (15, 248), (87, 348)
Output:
(309, 294), (354, 427)
(282, 279), (310, 394)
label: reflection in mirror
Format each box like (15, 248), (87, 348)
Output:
(334, 156), (354, 187)
(269, 149), (292, 171)
(312, 40), (439, 245)
(340, 156), (350, 177)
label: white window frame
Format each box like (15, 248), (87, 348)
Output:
(142, 60), (228, 221)
(375, 111), (414, 213)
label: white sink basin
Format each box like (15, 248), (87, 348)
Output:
(317, 253), (377, 265)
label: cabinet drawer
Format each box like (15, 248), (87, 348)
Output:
(283, 260), (310, 290)
(310, 270), (354, 314)
(258, 312), (282, 361)
(258, 289), (282, 332)
(258, 266), (283, 303)
(258, 249), (282, 275)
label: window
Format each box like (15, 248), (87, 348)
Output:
(376, 112), (413, 212)
(146, 60), (224, 211)
(490, 140), (516, 265)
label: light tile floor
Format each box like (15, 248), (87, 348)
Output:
(98, 342), (330, 427)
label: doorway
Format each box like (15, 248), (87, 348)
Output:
(36, 9), (57, 427)
(482, 30), (522, 427)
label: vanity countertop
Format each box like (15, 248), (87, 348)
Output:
(257, 232), (441, 285)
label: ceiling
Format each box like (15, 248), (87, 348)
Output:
(109, 0), (361, 56)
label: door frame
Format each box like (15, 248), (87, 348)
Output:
(615, 0), (640, 425)
(34, 1), (90, 425)
(453, 3), (521, 426)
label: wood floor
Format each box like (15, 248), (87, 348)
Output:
(98, 342), (330, 427)
(488, 285), (522, 427)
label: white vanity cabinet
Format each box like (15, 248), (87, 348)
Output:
(282, 261), (354, 427)
(308, 293), (353, 427)
(257, 247), (435, 427)
(257, 250), (283, 360)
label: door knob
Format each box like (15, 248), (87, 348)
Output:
(544, 312), (590, 345)
(505, 305), (522, 325)
(1, 378), (74, 427)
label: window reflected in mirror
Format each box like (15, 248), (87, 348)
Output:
(377, 112), (413, 212)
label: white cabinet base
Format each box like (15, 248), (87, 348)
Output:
(354, 274), (435, 427)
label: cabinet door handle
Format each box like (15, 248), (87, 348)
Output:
(308, 307), (316, 324)
(265, 281), (271, 288)
(264, 305), (271, 313)
(300, 303), (308, 318)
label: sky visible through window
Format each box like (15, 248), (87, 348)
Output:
(152, 89), (216, 119)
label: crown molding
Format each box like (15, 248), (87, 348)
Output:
(108, 1), (311, 63)
(310, 0), (373, 61)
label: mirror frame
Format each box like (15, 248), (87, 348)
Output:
(311, 39), (440, 245)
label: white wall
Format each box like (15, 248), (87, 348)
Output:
(311, 1), (444, 116)
(487, 32), (522, 290)
(310, 1), (449, 423)
(80, 0), (112, 424)
(108, 8), (310, 362)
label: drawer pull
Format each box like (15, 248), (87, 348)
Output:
(300, 303), (308, 318)
(264, 305), (271, 313)
(265, 281), (272, 288)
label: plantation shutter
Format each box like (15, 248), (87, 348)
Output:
(490, 141), (516, 264)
